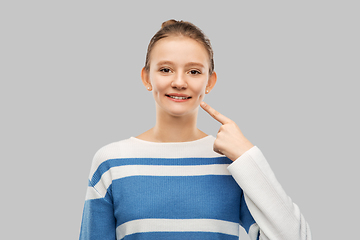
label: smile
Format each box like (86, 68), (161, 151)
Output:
(167, 95), (190, 100)
(165, 94), (192, 102)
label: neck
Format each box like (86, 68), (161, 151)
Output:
(150, 107), (206, 142)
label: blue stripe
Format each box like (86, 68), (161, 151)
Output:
(112, 175), (242, 226)
(80, 198), (116, 240)
(90, 157), (232, 186)
(240, 191), (256, 232)
(121, 231), (239, 240)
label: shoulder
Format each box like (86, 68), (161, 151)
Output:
(93, 138), (134, 161)
(88, 138), (135, 177)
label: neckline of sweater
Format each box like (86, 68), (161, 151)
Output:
(129, 135), (214, 145)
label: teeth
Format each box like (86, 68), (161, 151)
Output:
(168, 95), (189, 100)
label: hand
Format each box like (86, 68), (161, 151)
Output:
(200, 101), (254, 161)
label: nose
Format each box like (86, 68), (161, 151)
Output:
(171, 73), (187, 89)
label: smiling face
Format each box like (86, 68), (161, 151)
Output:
(141, 36), (217, 118)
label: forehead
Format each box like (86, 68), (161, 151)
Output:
(150, 36), (209, 67)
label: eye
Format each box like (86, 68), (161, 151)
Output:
(189, 70), (201, 75)
(160, 68), (171, 73)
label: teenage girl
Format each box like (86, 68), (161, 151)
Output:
(80, 19), (311, 240)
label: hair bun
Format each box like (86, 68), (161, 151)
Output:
(161, 19), (180, 29)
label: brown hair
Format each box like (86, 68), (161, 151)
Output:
(144, 19), (214, 75)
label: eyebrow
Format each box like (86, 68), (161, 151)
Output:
(185, 62), (205, 69)
(156, 61), (174, 67)
(156, 61), (205, 69)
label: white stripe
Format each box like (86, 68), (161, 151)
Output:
(116, 218), (239, 240)
(94, 164), (231, 197)
(89, 136), (221, 178)
(85, 186), (102, 200)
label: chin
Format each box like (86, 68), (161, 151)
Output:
(155, 95), (201, 117)
(166, 108), (195, 117)
(160, 104), (199, 118)
(168, 111), (193, 117)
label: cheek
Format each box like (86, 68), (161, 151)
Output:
(152, 87), (164, 100)
(196, 92), (205, 100)
(149, 76), (166, 96)
(192, 80), (208, 99)
(193, 89), (206, 101)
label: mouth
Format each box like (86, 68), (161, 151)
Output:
(165, 94), (192, 100)
(165, 94), (192, 102)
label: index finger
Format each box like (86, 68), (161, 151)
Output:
(200, 101), (232, 125)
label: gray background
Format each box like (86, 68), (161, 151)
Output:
(1, 1), (359, 239)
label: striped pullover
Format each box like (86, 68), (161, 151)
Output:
(79, 135), (311, 240)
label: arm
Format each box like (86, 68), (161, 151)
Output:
(80, 185), (116, 240)
(200, 102), (311, 240)
(229, 146), (311, 240)
(79, 152), (116, 240)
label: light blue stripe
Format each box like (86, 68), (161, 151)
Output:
(120, 231), (239, 240)
(80, 197), (116, 240)
(112, 175), (241, 226)
(90, 157), (232, 186)
(240, 191), (256, 232)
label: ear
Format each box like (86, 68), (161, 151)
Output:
(141, 67), (152, 91)
(205, 71), (217, 94)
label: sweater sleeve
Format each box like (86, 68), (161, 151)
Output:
(79, 147), (117, 240)
(79, 183), (116, 240)
(227, 146), (312, 240)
